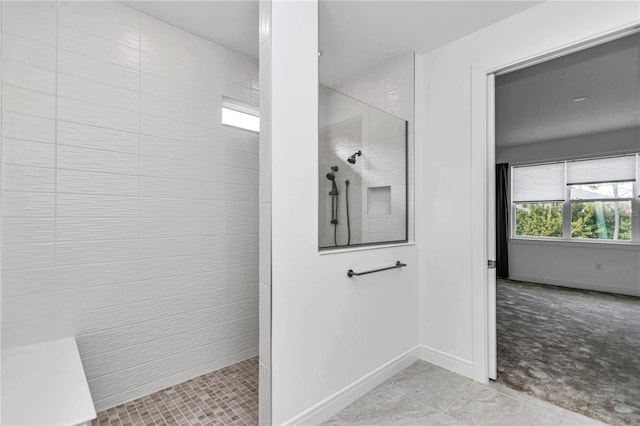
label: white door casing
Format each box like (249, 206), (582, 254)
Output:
(472, 22), (640, 384)
(486, 73), (497, 381)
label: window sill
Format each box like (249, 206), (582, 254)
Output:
(510, 237), (640, 251)
(319, 241), (415, 255)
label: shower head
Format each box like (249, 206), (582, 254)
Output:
(347, 150), (362, 164)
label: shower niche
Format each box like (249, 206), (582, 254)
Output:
(318, 86), (408, 249)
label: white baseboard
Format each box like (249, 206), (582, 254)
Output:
(419, 345), (473, 378)
(285, 346), (421, 426)
(508, 274), (640, 297)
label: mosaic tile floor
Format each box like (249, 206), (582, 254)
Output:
(92, 357), (258, 426)
(497, 279), (640, 426)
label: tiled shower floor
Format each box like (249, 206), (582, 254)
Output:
(92, 357), (258, 426)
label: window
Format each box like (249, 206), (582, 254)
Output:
(515, 202), (563, 238)
(512, 163), (565, 238)
(221, 97), (260, 132)
(511, 154), (639, 243)
(570, 182), (633, 241)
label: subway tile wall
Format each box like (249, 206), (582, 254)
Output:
(337, 54), (415, 244)
(319, 87), (407, 247)
(318, 54), (414, 247)
(1, 1), (259, 411)
(258, 0), (272, 424)
(337, 52), (415, 242)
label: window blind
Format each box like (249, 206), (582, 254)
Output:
(566, 155), (637, 185)
(512, 163), (565, 202)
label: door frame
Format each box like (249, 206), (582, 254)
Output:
(486, 73), (497, 381)
(471, 23), (640, 384)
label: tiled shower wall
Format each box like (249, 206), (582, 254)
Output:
(318, 54), (414, 247)
(258, 0), (272, 424)
(336, 54), (415, 242)
(1, 1), (259, 411)
(319, 87), (407, 247)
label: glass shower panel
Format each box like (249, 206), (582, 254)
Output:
(318, 86), (407, 249)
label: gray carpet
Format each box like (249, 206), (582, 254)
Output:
(496, 279), (640, 426)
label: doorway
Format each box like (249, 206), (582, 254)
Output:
(487, 30), (640, 425)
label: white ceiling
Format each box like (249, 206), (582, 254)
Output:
(121, 1), (541, 85)
(319, 1), (541, 86)
(122, 1), (259, 58)
(496, 33), (640, 148)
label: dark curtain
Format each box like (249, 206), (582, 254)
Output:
(496, 163), (509, 278)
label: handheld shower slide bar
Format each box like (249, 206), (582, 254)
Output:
(325, 166), (353, 247)
(326, 166), (339, 246)
(345, 179), (351, 246)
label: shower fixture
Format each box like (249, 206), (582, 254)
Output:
(325, 166), (354, 248)
(347, 150), (362, 164)
(345, 179), (351, 246)
(326, 169), (338, 196)
(326, 165), (339, 194)
(326, 166), (340, 246)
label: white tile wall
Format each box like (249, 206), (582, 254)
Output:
(1, 1), (259, 411)
(318, 87), (407, 246)
(258, 0), (273, 423)
(318, 54), (415, 247)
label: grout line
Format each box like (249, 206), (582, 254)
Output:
(391, 378), (455, 415)
(53, 0), (59, 282)
(333, 414), (348, 425)
(136, 10), (143, 377)
(441, 383), (471, 415)
(3, 110), (261, 156)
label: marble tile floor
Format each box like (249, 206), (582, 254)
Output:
(496, 279), (640, 426)
(322, 360), (604, 426)
(92, 357), (258, 426)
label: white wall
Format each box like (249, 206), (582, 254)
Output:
(1, 1), (259, 410)
(509, 240), (640, 296)
(0, 3), (3, 422)
(269, 2), (419, 424)
(497, 127), (640, 164)
(417, 1), (640, 380)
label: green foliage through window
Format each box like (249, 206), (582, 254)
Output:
(514, 196), (633, 241)
(571, 201), (632, 240)
(515, 203), (563, 238)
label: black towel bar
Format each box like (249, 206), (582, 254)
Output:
(347, 261), (407, 278)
